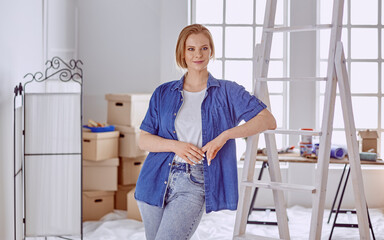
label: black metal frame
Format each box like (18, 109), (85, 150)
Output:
(14, 56), (84, 240)
(327, 165), (375, 240)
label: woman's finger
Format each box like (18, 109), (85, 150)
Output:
(186, 152), (201, 164)
(190, 145), (205, 158)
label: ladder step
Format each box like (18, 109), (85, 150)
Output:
(257, 77), (327, 82)
(264, 129), (322, 136)
(234, 233), (282, 240)
(264, 24), (332, 33)
(242, 180), (316, 193)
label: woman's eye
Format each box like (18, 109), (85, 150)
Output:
(188, 48), (194, 51)
(202, 47), (208, 50)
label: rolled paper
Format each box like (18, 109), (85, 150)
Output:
(312, 144), (347, 159)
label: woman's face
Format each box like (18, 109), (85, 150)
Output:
(184, 33), (211, 73)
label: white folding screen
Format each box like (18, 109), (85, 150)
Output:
(14, 106), (23, 240)
(24, 93), (81, 237)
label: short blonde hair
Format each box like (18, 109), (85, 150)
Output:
(175, 24), (215, 69)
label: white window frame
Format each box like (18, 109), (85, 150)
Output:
(316, 0), (383, 156)
(190, 0), (290, 150)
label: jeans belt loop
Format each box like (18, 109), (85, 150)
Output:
(186, 163), (190, 173)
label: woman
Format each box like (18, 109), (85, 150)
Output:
(135, 24), (276, 240)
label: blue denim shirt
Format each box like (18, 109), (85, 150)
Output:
(135, 73), (267, 213)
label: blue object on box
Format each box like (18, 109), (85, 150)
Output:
(83, 125), (115, 132)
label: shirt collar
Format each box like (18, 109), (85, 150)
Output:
(171, 72), (220, 91)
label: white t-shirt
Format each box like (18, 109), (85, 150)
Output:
(174, 88), (207, 163)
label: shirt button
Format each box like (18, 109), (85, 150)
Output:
(174, 113), (176, 116)
(168, 163), (171, 166)
(181, 99), (183, 101)
(164, 181), (167, 184)
(173, 131), (176, 133)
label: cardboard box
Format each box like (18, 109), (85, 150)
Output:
(83, 158), (119, 191)
(115, 125), (147, 158)
(105, 93), (151, 127)
(127, 187), (142, 221)
(115, 184), (136, 210)
(83, 131), (119, 161)
(118, 156), (145, 185)
(358, 130), (379, 153)
(83, 191), (115, 221)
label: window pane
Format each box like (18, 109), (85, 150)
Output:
(225, 60), (253, 92)
(351, 0), (377, 25)
(255, 0), (266, 24)
(319, 61), (327, 94)
(255, 27), (262, 44)
(226, 0), (253, 24)
(270, 95), (284, 128)
(207, 26), (222, 58)
(351, 28), (378, 59)
(268, 60), (284, 78)
(208, 60), (222, 79)
(350, 62), (378, 94)
(268, 61), (284, 93)
(275, 0), (284, 25)
(320, 29), (330, 59)
(319, 96), (344, 129)
(320, 0), (348, 24)
(320, 0), (333, 24)
(225, 27), (253, 58)
(382, 29), (384, 61)
(332, 130), (347, 146)
(382, 63), (384, 93)
(271, 33), (284, 59)
(352, 97), (378, 128)
(196, 0), (223, 24)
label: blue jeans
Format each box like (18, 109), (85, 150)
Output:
(137, 162), (205, 240)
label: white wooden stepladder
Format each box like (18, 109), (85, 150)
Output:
(233, 0), (371, 239)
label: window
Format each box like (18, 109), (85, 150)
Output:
(317, 0), (382, 155)
(191, 0), (289, 158)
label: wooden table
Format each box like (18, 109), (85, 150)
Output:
(247, 153), (384, 239)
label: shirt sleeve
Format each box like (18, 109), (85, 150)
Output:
(140, 86), (160, 135)
(227, 81), (267, 124)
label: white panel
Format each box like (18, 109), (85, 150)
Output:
(25, 155), (81, 236)
(24, 93), (81, 154)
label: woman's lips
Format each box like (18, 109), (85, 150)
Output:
(193, 60), (204, 64)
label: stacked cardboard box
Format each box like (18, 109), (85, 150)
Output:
(105, 93), (150, 221)
(82, 130), (119, 221)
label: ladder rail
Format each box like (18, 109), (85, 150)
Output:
(309, 0), (346, 238)
(335, 42), (370, 238)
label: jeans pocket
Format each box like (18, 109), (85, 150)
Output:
(188, 171), (204, 185)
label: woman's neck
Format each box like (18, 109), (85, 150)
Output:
(184, 70), (209, 92)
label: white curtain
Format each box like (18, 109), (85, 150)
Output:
(24, 93), (81, 236)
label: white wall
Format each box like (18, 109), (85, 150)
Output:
(78, 0), (189, 123)
(0, 1), (44, 239)
(0, 1), (188, 239)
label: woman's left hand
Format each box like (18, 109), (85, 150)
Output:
(201, 132), (228, 166)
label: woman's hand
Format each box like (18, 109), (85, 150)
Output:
(173, 141), (205, 165)
(202, 132), (229, 166)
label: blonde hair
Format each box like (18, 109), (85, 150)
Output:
(175, 24), (215, 69)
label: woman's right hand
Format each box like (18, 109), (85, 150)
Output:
(172, 141), (205, 165)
